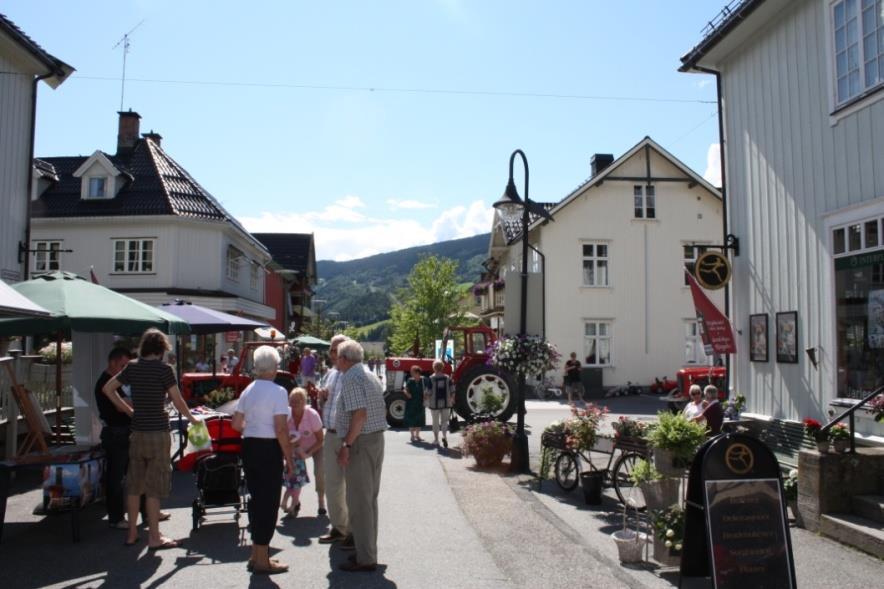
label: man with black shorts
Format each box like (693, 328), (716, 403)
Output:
(564, 352), (583, 403)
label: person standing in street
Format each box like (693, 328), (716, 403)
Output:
(335, 339), (387, 572)
(300, 348), (317, 386)
(425, 360), (454, 448)
(287, 387), (325, 515)
(232, 345), (295, 575)
(102, 329), (198, 551)
(318, 335), (351, 546)
(563, 352), (583, 403)
(95, 347), (136, 529)
(403, 365), (427, 442)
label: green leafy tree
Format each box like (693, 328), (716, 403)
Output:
(390, 255), (466, 357)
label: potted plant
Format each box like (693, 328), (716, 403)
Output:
(612, 416), (649, 445)
(564, 404), (608, 504)
(647, 412), (707, 476)
(783, 468), (801, 526)
(803, 418), (828, 453)
(462, 420), (512, 468)
(611, 502), (648, 564)
(487, 335), (560, 378)
(629, 459), (680, 511)
(202, 387), (235, 409)
(724, 393), (746, 419)
(650, 505), (684, 567)
(829, 422), (850, 453)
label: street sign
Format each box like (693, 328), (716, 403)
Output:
(681, 434), (796, 589)
(695, 251), (731, 290)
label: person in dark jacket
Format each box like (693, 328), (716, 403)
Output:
(698, 385), (724, 435)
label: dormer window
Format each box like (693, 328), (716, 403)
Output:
(88, 177), (107, 198)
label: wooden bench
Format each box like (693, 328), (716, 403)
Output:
(744, 417), (814, 471)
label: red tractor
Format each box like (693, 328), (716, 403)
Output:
(383, 325), (516, 427)
(180, 341), (297, 404)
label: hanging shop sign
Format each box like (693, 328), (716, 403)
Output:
(694, 251), (732, 290)
(685, 270), (737, 354)
(681, 434), (796, 589)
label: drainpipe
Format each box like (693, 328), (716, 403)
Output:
(23, 71), (53, 282)
(692, 64), (731, 393)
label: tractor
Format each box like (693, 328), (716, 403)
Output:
(382, 325), (517, 427)
(180, 340), (297, 404)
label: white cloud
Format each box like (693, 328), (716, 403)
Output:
(385, 198), (437, 210)
(703, 143), (721, 187)
(697, 79), (713, 89)
(240, 197), (493, 261)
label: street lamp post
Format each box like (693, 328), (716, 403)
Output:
(493, 149), (553, 474)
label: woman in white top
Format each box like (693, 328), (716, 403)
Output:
(681, 385), (705, 420)
(232, 346), (294, 575)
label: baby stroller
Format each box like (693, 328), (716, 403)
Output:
(190, 415), (248, 531)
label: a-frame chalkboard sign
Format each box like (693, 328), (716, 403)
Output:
(680, 433), (796, 589)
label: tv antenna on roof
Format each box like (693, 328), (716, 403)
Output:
(112, 19), (146, 111)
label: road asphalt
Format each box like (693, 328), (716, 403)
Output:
(0, 396), (881, 588)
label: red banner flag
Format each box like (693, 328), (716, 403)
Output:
(685, 268), (736, 354)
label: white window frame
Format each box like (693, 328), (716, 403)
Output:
(831, 0), (884, 108)
(87, 176), (107, 198)
(633, 185), (656, 219)
(683, 244), (710, 285)
(684, 319), (713, 365)
(250, 262), (260, 290)
(226, 246), (243, 282)
(32, 240), (62, 274)
(583, 320), (612, 367)
(581, 241), (610, 287)
(112, 238), (155, 274)
(831, 215), (884, 256)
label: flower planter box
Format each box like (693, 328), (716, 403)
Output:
(652, 536), (682, 567)
(541, 431), (568, 450)
(639, 478), (681, 512)
(653, 448), (687, 478)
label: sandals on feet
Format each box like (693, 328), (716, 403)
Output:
(148, 539), (181, 551)
(252, 561), (288, 575)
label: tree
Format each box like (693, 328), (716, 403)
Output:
(389, 255), (466, 357)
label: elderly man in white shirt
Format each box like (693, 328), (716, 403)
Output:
(318, 334), (352, 546)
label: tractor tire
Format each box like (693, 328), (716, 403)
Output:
(385, 391), (408, 428)
(455, 366), (517, 423)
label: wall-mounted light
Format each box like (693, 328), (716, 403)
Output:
(805, 347), (818, 369)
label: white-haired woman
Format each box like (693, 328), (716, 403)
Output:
(232, 345), (294, 575)
(682, 385), (704, 420)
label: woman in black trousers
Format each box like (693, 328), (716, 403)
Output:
(232, 345), (294, 575)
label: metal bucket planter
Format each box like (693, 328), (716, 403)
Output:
(579, 471), (605, 505)
(652, 536), (682, 567)
(815, 439), (829, 453)
(653, 448), (686, 478)
(639, 478), (680, 512)
(612, 530), (647, 564)
(832, 439), (849, 453)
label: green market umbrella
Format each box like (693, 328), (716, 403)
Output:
(0, 272), (189, 445)
(291, 335), (331, 350)
(0, 272), (189, 336)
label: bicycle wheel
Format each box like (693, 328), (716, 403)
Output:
(612, 452), (647, 510)
(554, 452), (580, 492)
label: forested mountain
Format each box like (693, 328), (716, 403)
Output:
(314, 233), (489, 329)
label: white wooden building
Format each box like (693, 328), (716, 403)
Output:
(681, 0), (884, 424)
(0, 14), (72, 284)
(486, 137), (723, 387)
(29, 111), (274, 364)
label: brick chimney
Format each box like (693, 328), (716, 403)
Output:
(116, 110), (141, 154)
(141, 130), (162, 147)
(590, 153), (614, 177)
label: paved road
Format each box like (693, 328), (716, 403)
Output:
(0, 396), (881, 588)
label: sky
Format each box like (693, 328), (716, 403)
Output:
(7, 0), (724, 261)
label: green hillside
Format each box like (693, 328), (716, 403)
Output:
(315, 233), (489, 328)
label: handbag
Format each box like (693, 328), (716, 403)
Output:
(448, 413), (461, 433)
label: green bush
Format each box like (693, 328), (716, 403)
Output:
(647, 412), (708, 462)
(629, 459), (663, 485)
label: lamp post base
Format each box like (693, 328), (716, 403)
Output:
(508, 430), (531, 474)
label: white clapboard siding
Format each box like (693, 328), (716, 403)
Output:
(0, 52), (35, 282)
(716, 0), (884, 420)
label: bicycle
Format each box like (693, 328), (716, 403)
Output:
(541, 431), (649, 509)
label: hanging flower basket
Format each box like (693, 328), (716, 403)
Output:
(487, 335), (560, 378)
